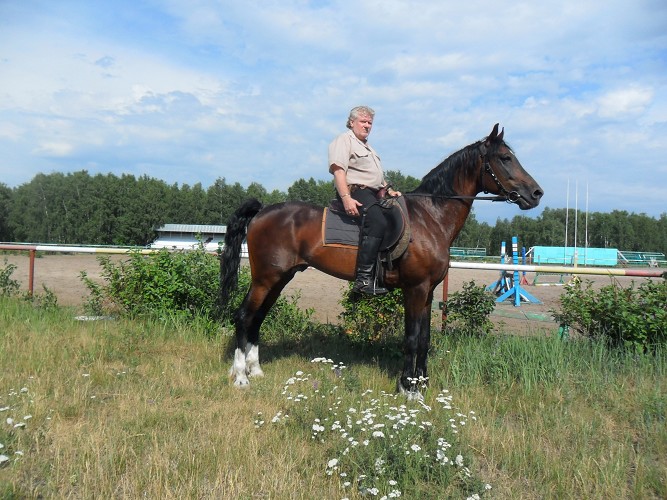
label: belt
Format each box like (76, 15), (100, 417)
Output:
(348, 184), (378, 194)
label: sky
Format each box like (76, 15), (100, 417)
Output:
(1, 0), (666, 224)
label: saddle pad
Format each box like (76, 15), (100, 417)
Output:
(322, 209), (360, 247)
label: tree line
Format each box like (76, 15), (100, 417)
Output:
(0, 170), (665, 256)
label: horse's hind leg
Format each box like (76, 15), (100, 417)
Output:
(230, 268), (301, 386)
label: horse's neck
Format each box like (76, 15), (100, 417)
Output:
(409, 197), (472, 246)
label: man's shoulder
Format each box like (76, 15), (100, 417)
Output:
(330, 129), (354, 145)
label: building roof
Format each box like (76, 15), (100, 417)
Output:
(157, 224), (227, 234)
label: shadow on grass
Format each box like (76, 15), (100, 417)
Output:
(221, 322), (406, 381)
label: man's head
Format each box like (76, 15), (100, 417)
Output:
(346, 105), (375, 142)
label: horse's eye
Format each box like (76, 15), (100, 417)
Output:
(501, 155), (512, 162)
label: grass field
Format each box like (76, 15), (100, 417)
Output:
(1, 297), (665, 499)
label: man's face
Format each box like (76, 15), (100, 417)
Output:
(350, 114), (373, 142)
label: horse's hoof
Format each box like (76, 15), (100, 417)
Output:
(247, 366), (264, 378)
(233, 375), (250, 387)
(397, 382), (423, 401)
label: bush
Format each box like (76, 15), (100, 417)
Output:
(339, 285), (404, 343)
(551, 278), (667, 350)
(81, 247), (220, 322)
(0, 258), (20, 297)
(443, 280), (495, 337)
(80, 245), (314, 338)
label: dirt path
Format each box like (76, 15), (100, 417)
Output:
(2, 252), (649, 334)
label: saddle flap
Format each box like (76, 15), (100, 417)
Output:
(323, 196), (411, 261)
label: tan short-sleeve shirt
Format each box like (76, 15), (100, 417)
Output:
(328, 130), (385, 189)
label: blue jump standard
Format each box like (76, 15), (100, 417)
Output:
(487, 236), (541, 307)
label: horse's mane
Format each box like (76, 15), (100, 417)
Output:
(411, 140), (483, 197)
(410, 137), (508, 197)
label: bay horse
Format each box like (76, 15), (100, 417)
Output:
(220, 124), (543, 396)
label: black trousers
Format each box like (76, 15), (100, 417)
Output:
(351, 187), (387, 239)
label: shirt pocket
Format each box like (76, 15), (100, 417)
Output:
(350, 144), (374, 168)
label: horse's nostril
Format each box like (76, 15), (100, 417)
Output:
(533, 189), (544, 200)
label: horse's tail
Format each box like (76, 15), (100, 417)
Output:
(219, 198), (263, 312)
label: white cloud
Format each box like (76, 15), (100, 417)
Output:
(0, 0), (665, 220)
(596, 86), (654, 118)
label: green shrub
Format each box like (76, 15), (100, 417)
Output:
(443, 280), (495, 337)
(80, 245), (314, 339)
(0, 258), (20, 297)
(81, 247), (220, 322)
(551, 278), (667, 350)
(339, 285), (404, 343)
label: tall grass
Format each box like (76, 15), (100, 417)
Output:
(1, 297), (665, 498)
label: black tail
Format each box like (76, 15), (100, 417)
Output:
(219, 198), (263, 312)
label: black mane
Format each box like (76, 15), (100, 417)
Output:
(411, 137), (508, 197)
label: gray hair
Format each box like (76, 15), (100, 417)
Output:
(346, 106), (375, 129)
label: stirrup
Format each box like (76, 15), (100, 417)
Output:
(352, 279), (388, 296)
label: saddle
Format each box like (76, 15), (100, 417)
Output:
(322, 196), (411, 264)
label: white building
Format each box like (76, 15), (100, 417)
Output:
(150, 224), (227, 252)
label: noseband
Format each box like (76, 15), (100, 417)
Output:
(479, 144), (522, 204)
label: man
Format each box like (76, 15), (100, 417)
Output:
(328, 105), (401, 295)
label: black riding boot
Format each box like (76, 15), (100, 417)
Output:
(353, 235), (388, 295)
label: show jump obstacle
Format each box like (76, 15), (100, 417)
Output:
(486, 236), (541, 307)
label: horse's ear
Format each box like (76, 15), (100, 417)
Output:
(488, 123), (499, 141)
(498, 126), (504, 142)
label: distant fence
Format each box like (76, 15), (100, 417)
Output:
(617, 250), (667, 268)
(450, 247), (487, 259)
(2, 243), (665, 298)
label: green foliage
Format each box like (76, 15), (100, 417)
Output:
(3, 169), (666, 257)
(24, 285), (59, 311)
(0, 258), (20, 297)
(444, 280), (495, 337)
(339, 285), (404, 343)
(552, 278), (667, 350)
(80, 245), (314, 338)
(80, 245), (221, 326)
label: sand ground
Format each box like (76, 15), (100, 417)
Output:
(2, 252), (650, 334)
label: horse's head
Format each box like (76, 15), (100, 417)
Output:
(481, 124), (543, 210)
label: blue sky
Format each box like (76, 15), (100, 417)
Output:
(1, 0), (666, 224)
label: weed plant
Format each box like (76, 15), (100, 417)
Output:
(266, 358), (489, 498)
(0, 258), (20, 297)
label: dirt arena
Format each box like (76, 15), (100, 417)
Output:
(1, 252), (654, 334)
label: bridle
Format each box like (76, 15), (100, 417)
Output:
(478, 144), (522, 204)
(404, 144), (522, 204)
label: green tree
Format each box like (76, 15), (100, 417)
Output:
(287, 177), (332, 206)
(385, 169), (421, 192)
(206, 177), (247, 224)
(0, 183), (13, 241)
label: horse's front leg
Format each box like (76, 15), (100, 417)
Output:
(398, 289), (430, 399)
(414, 303), (432, 383)
(399, 289), (431, 399)
(399, 312), (419, 396)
